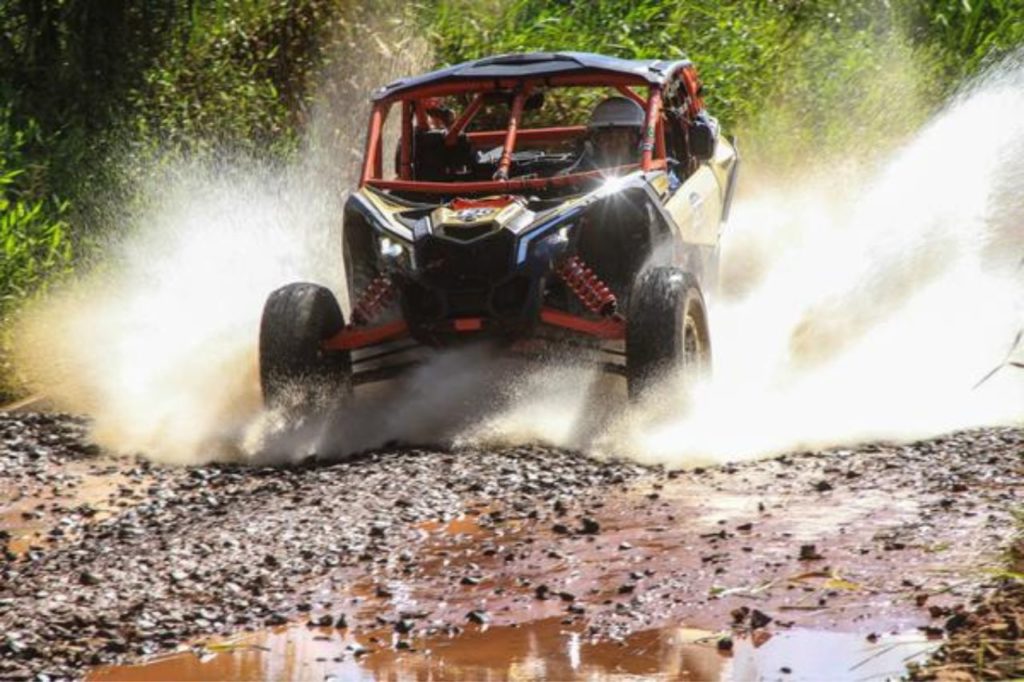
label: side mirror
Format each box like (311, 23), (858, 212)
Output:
(689, 120), (717, 161)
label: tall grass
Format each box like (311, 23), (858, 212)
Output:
(428, 2), (890, 167)
(0, 109), (73, 312)
(0, 110), (73, 400)
(425, 0), (1023, 166)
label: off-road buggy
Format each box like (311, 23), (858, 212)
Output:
(260, 52), (739, 407)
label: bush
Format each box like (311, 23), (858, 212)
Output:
(0, 110), (73, 316)
(424, 0), (1022, 167)
(0, 111), (73, 401)
(0, 183), (72, 313)
(899, 0), (1024, 77)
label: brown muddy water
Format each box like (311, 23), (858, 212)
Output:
(81, 475), (950, 675)
(0, 463), (139, 555)
(88, 620), (937, 681)
(84, 468), (960, 681)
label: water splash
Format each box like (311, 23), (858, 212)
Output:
(462, 55), (1024, 466)
(602, 58), (1024, 465)
(11, 14), (430, 464)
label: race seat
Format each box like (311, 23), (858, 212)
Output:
(412, 129), (475, 181)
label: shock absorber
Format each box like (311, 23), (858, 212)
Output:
(557, 256), (618, 317)
(350, 274), (395, 326)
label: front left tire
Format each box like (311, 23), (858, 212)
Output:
(625, 267), (711, 401)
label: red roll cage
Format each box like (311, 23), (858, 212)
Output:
(359, 66), (706, 195)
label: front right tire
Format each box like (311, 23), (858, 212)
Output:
(626, 267), (711, 401)
(259, 282), (351, 410)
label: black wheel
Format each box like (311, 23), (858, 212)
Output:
(259, 282), (351, 410)
(626, 267), (711, 401)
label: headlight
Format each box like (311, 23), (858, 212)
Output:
(376, 232), (413, 269)
(516, 208), (583, 265)
(379, 236), (405, 259)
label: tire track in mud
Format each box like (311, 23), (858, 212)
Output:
(0, 411), (1021, 680)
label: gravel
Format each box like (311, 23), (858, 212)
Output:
(1, 411), (1022, 680)
(0, 411), (646, 680)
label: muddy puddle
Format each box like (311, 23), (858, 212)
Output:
(86, 485), (950, 681)
(376, 471), (987, 638)
(88, 618), (938, 681)
(0, 461), (139, 554)
(5, 417), (1016, 681)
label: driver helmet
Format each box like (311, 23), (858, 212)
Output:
(587, 97), (645, 166)
(587, 96), (646, 132)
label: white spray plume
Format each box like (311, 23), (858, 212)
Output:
(12, 14), (429, 464)
(461, 56), (1024, 466)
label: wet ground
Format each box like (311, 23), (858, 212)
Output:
(1, 411), (1022, 680)
(87, 620), (938, 681)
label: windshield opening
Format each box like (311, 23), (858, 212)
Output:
(360, 80), (665, 196)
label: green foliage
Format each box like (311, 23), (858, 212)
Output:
(425, 0), (1022, 166)
(121, 0), (344, 158)
(0, 0), (357, 245)
(0, 111), (73, 315)
(900, 0), (1024, 77)
(0, 108), (74, 399)
(0, 182), (72, 312)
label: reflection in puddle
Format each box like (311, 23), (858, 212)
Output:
(727, 629), (938, 681)
(88, 619), (938, 681)
(677, 486), (922, 543)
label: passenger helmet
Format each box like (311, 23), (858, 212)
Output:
(587, 97), (645, 131)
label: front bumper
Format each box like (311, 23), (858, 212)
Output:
(395, 228), (544, 344)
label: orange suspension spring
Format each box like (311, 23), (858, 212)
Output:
(351, 274), (395, 326)
(557, 256), (618, 316)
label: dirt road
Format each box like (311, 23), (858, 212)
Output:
(1, 411), (1021, 680)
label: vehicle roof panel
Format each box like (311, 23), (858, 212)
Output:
(374, 51), (690, 101)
